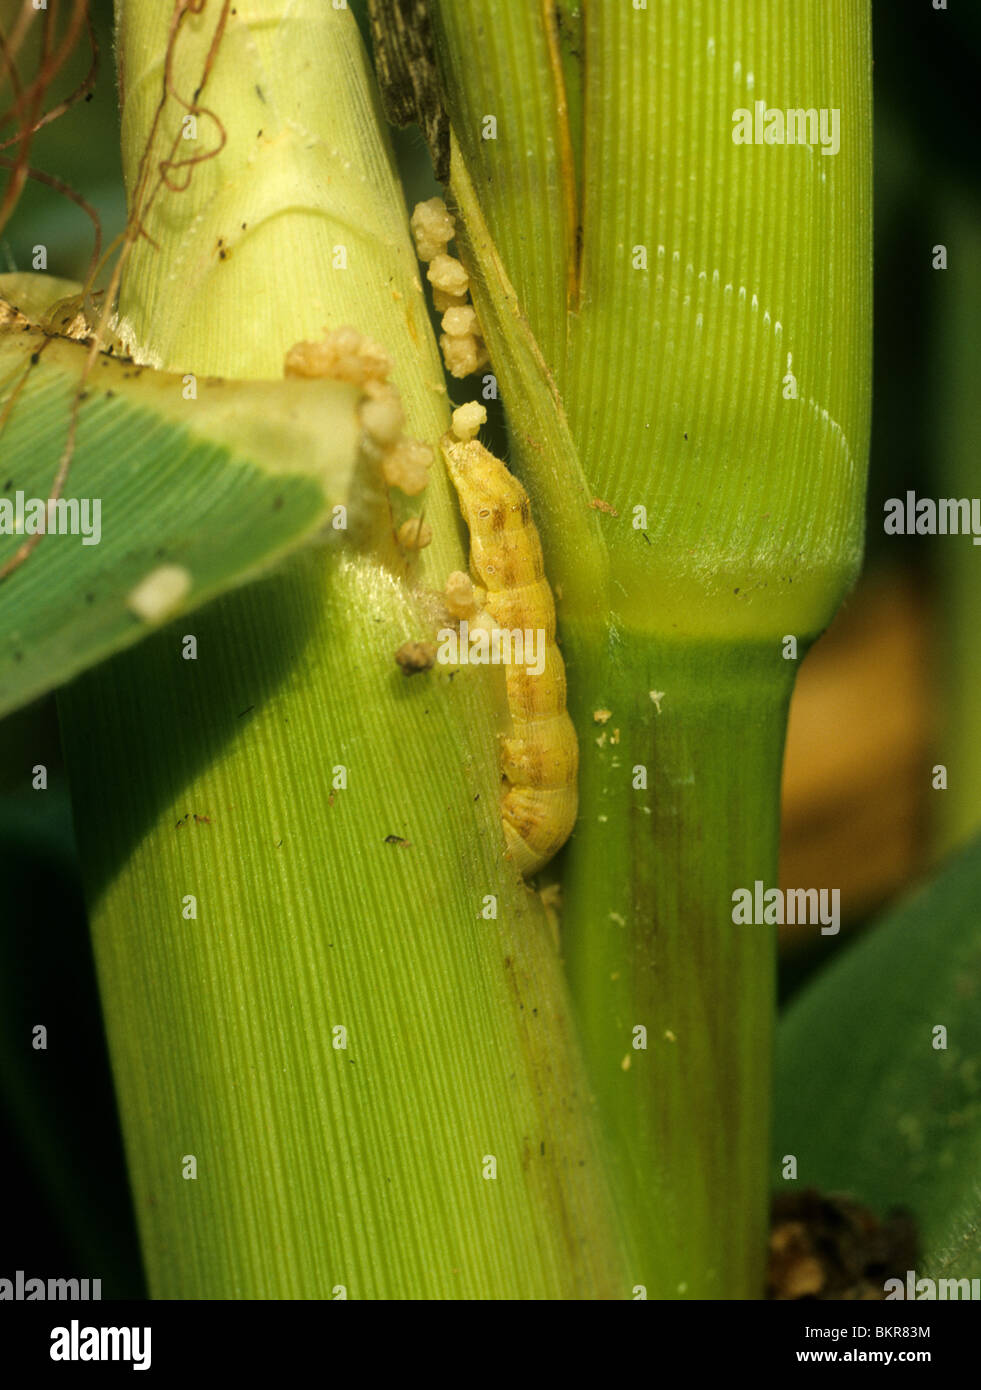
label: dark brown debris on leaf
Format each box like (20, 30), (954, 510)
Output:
(395, 640), (436, 674)
(366, 0), (449, 183)
(767, 1189), (918, 1300)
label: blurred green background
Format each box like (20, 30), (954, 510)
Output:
(0, 0), (978, 1297)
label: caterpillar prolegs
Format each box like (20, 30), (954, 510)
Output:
(440, 422), (578, 877)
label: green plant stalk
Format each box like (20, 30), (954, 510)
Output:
(59, 553), (630, 1298)
(561, 634), (793, 1297)
(54, 0), (632, 1297)
(432, 0), (872, 1296)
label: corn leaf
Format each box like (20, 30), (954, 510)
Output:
(775, 836), (981, 1278)
(0, 278), (364, 719)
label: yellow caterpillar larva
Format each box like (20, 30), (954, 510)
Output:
(440, 427), (578, 877)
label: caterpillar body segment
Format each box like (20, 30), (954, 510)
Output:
(501, 786), (578, 879)
(440, 432), (578, 878)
